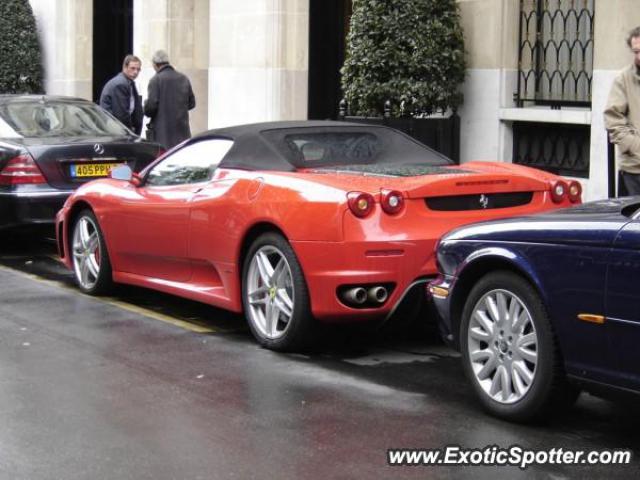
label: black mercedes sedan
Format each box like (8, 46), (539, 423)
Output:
(0, 95), (163, 231)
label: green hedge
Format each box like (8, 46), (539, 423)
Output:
(341, 0), (466, 117)
(0, 0), (44, 94)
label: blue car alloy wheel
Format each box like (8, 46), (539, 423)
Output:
(459, 271), (579, 422)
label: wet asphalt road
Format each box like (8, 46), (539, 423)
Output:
(0, 234), (638, 479)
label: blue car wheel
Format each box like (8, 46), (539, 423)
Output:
(460, 271), (579, 422)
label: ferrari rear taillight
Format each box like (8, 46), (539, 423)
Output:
(550, 180), (568, 203)
(347, 191), (375, 218)
(568, 180), (582, 203)
(0, 154), (47, 185)
(380, 189), (405, 214)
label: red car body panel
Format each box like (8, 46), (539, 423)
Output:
(57, 156), (577, 323)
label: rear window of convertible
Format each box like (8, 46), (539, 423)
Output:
(260, 127), (452, 169)
(282, 132), (381, 164)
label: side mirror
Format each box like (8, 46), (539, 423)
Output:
(131, 172), (142, 187)
(110, 164), (143, 187)
(110, 164), (133, 181)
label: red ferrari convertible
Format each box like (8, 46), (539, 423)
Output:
(56, 121), (581, 350)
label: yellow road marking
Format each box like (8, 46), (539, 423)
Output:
(0, 264), (216, 334)
(101, 297), (216, 333)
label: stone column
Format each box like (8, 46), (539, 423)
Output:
(208, 0), (309, 128)
(457, 0), (519, 164)
(29, 0), (92, 99)
(134, 0), (209, 135)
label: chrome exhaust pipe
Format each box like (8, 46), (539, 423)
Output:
(342, 287), (367, 305)
(368, 286), (388, 304)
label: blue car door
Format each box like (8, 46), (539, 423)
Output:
(605, 219), (640, 390)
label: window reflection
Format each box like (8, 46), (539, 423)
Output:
(0, 101), (130, 137)
(146, 139), (234, 186)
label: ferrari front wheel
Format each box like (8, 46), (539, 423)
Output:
(242, 232), (314, 352)
(71, 209), (113, 295)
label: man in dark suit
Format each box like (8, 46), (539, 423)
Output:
(144, 50), (196, 149)
(99, 55), (143, 135)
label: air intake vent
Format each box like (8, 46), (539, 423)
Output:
(426, 192), (533, 211)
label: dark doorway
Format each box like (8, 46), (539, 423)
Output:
(308, 0), (352, 120)
(92, 0), (133, 102)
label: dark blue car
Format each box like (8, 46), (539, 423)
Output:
(428, 197), (640, 422)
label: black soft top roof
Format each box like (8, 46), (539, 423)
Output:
(191, 120), (452, 172)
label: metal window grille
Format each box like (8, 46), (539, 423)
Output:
(513, 122), (590, 177)
(515, 0), (594, 108)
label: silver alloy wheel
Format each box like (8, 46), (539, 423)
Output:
(467, 288), (538, 404)
(245, 245), (295, 340)
(72, 215), (102, 290)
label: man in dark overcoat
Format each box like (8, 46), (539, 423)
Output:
(144, 50), (196, 149)
(99, 55), (144, 135)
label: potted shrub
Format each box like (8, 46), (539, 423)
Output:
(0, 0), (44, 94)
(340, 0), (466, 161)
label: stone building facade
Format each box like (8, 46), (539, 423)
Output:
(28, 0), (640, 200)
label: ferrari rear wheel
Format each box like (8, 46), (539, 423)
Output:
(71, 209), (113, 295)
(460, 271), (579, 422)
(242, 232), (314, 352)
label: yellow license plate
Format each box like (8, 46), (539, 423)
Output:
(70, 163), (123, 178)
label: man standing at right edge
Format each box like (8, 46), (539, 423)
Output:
(144, 50), (196, 150)
(604, 26), (640, 196)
